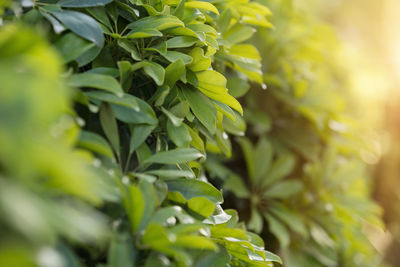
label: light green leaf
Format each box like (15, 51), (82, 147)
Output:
(146, 169), (195, 179)
(166, 179), (222, 203)
(184, 1), (219, 15)
(126, 28), (163, 38)
(174, 235), (217, 250)
(78, 130), (114, 158)
(223, 24), (256, 44)
(188, 47), (211, 72)
(185, 125), (205, 152)
(85, 91), (140, 111)
(127, 15), (184, 31)
(162, 51), (193, 64)
(143, 61), (165, 86)
(263, 180), (303, 199)
(68, 73), (124, 95)
(187, 197), (215, 217)
(165, 59), (186, 88)
(143, 148), (204, 165)
(127, 185), (144, 232)
(263, 154), (296, 187)
(166, 36), (198, 48)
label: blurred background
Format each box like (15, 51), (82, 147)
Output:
(312, 0), (400, 264)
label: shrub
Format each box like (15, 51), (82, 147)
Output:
(0, 0), (384, 267)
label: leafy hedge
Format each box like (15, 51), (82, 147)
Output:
(0, 0), (384, 267)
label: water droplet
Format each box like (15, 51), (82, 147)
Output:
(122, 176), (130, 185)
(76, 117), (85, 127)
(261, 83), (267, 90)
(117, 92), (124, 98)
(93, 158), (101, 167)
(89, 104), (99, 113)
(222, 132), (228, 140)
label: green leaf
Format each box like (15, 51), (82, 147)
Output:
(166, 179), (222, 203)
(162, 51), (193, 65)
(161, 107), (184, 126)
(181, 87), (217, 134)
(118, 39), (141, 60)
(167, 119), (192, 147)
(269, 204), (307, 239)
(78, 130), (114, 158)
(195, 70), (243, 114)
(99, 103), (120, 155)
(40, 11), (66, 34)
(127, 185), (144, 232)
(68, 73), (124, 95)
(248, 208), (263, 234)
(118, 61), (133, 91)
(227, 77), (250, 98)
(85, 91), (140, 111)
(107, 233), (135, 267)
(187, 197), (215, 217)
(223, 24), (256, 44)
(54, 33), (93, 63)
(188, 47), (211, 72)
(127, 15), (184, 31)
(58, 0), (113, 7)
(143, 148), (204, 165)
(192, 249), (230, 267)
(224, 174), (250, 198)
(166, 36), (198, 48)
(138, 180), (158, 230)
(49, 10), (104, 47)
(165, 59), (186, 88)
(263, 180), (303, 199)
(174, 235), (217, 250)
(184, 1), (219, 15)
(143, 61), (165, 86)
(146, 169), (195, 179)
(263, 154), (296, 187)
(126, 28), (163, 38)
(264, 213), (290, 248)
(129, 124), (155, 153)
(150, 206), (183, 225)
(185, 125), (205, 152)
(112, 96), (157, 125)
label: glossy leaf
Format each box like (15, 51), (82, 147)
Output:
(143, 148), (204, 165)
(49, 10), (104, 47)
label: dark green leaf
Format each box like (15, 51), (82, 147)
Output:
(49, 10), (104, 47)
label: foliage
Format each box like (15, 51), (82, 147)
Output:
(0, 0), (280, 266)
(206, 0), (385, 266)
(0, 0), (385, 266)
